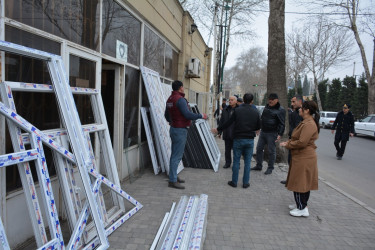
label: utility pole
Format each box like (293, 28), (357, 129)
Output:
(220, 0), (231, 91)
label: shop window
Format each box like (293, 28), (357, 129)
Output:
(143, 26), (165, 76)
(4, 26), (61, 192)
(5, 26), (60, 83)
(5, 0), (100, 51)
(124, 67), (140, 148)
(69, 54), (96, 125)
(164, 45), (179, 80)
(102, 0), (141, 65)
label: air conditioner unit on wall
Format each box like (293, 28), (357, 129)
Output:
(187, 58), (201, 78)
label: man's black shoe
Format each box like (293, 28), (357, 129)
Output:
(227, 181), (237, 188)
(264, 169), (273, 175)
(337, 156), (342, 160)
(168, 182), (185, 189)
(280, 180), (286, 184)
(177, 177), (185, 183)
(250, 167), (262, 171)
(223, 164), (230, 169)
(243, 183), (250, 188)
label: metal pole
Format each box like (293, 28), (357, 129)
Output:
(221, 1), (230, 86)
(217, 25), (223, 94)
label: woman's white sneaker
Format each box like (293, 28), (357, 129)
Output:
(288, 204), (296, 210)
(289, 207), (309, 217)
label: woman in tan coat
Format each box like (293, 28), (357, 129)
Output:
(280, 101), (320, 217)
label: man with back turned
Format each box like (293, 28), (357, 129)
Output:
(165, 80), (207, 189)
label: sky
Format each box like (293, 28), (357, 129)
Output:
(210, 1), (373, 82)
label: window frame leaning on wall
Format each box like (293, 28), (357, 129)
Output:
(0, 40), (143, 249)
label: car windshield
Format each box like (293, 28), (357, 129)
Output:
(326, 113), (337, 118)
(362, 116), (373, 122)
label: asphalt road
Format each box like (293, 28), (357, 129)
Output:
(316, 128), (375, 210)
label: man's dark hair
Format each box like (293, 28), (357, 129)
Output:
(243, 93), (254, 104)
(223, 98), (227, 101)
(172, 80), (183, 91)
(293, 94), (303, 102)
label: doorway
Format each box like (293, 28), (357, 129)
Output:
(102, 61), (123, 176)
(101, 69), (115, 142)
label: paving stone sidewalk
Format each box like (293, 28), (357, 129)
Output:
(110, 137), (375, 250)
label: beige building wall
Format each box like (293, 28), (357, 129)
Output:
(126, 0), (211, 108)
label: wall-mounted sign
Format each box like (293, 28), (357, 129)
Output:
(116, 40), (128, 62)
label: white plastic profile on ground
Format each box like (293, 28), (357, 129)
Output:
(0, 40), (142, 249)
(152, 194), (208, 250)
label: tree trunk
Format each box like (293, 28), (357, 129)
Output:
(268, 0), (288, 163)
(313, 75), (323, 111)
(347, 2), (374, 114)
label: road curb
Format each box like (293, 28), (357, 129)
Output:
(318, 176), (375, 215)
(276, 163), (375, 215)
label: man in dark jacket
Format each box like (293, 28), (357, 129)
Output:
(165, 80), (207, 189)
(212, 93), (261, 188)
(331, 104), (355, 160)
(281, 94), (303, 184)
(219, 96), (238, 168)
(251, 93), (285, 175)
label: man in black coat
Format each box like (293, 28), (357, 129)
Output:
(212, 93), (261, 188)
(331, 104), (355, 160)
(251, 93), (286, 175)
(219, 96), (238, 168)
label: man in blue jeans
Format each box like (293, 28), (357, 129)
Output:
(212, 93), (261, 188)
(165, 80), (207, 189)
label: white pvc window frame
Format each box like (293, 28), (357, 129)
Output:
(0, 40), (143, 249)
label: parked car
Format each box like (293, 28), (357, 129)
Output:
(319, 111), (338, 128)
(354, 114), (375, 137)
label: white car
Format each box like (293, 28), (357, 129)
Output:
(355, 114), (375, 137)
(319, 111), (338, 128)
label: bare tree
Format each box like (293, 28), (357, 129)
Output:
(289, 15), (354, 111)
(179, 0), (266, 70)
(222, 47), (267, 103)
(302, 0), (375, 114)
(225, 47), (267, 89)
(286, 34), (307, 93)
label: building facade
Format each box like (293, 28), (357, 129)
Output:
(0, 0), (211, 247)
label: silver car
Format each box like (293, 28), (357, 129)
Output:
(355, 114), (375, 137)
